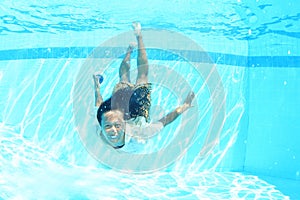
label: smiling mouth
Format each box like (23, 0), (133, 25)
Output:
(110, 135), (118, 139)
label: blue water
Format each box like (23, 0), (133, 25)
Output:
(1, 0), (300, 199)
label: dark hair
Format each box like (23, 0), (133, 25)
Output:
(97, 98), (112, 126)
(97, 87), (133, 126)
(97, 85), (151, 126)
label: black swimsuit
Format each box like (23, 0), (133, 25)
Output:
(97, 83), (151, 123)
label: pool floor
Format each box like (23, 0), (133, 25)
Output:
(256, 174), (300, 200)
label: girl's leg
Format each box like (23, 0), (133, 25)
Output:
(119, 44), (135, 83)
(133, 22), (149, 85)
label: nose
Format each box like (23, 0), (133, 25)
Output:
(110, 126), (118, 134)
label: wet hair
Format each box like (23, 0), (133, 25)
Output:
(97, 84), (151, 126)
(97, 87), (132, 126)
(97, 98), (112, 126)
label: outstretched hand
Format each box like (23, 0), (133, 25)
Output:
(184, 91), (195, 106)
(159, 91), (195, 127)
(176, 91), (195, 114)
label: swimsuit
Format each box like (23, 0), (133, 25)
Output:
(120, 121), (164, 153)
(98, 81), (152, 122)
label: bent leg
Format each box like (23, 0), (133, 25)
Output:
(133, 22), (149, 85)
(119, 44), (135, 83)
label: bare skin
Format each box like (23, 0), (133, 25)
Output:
(101, 110), (126, 148)
(133, 22), (149, 85)
(119, 43), (136, 83)
(93, 22), (148, 107)
(158, 91), (195, 127)
(93, 74), (103, 107)
(94, 22), (196, 147)
(117, 22), (149, 85)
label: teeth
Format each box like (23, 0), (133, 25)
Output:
(110, 135), (117, 139)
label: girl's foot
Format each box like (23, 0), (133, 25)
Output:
(132, 22), (142, 37)
(127, 42), (137, 53)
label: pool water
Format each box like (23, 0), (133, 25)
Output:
(1, 0), (300, 199)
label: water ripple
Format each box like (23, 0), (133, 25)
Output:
(0, 131), (289, 199)
(0, 1), (299, 40)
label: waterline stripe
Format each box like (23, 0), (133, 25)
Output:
(0, 47), (299, 68)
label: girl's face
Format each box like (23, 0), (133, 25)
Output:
(101, 110), (125, 148)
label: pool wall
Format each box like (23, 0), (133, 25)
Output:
(244, 34), (300, 181)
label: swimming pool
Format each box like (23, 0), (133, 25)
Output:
(1, 0), (299, 199)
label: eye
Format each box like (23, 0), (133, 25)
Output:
(115, 123), (122, 128)
(104, 124), (112, 129)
